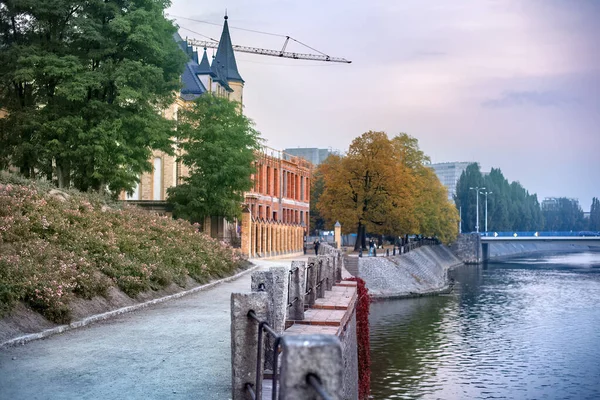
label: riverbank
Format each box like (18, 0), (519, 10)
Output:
(357, 245), (462, 299)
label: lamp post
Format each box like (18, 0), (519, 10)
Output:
(483, 191), (493, 234)
(469, 186), (485, 233)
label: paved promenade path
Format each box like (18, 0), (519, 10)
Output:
(0, 255), (308, 400)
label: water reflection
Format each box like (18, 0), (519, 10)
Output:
(369, 252), (600, 399)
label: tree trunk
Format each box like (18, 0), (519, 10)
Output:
(354, 223), (367, 251)
(56, 159), (70, 189)
(354, 222), (363, 251)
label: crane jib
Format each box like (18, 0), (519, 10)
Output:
(186, 38), (352, 64)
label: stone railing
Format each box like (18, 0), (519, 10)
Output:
(240, 210), (305, 258)
(231, 245), (359, 399)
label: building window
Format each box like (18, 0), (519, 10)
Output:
(153, 157), (162, 200)
(126, 179), (140, 201)
(274, 168), (279, 197)
(300, 176), (305, 201)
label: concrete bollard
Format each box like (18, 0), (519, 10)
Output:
(316, 257), (326, 298)
(334, 253), (343, 282)
(325, 256), (335, 290)
(306, 257), (318, 307)
(288, 261), (306, 321)
(231, 292), (270, 400)
(251, 268), (289, 372)
(279, 334), (343, 400)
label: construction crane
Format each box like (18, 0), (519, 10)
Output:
(186, 37), (352, 64)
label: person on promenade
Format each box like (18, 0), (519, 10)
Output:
(368, 238), (375, 256)
(313, 239), (320, 256)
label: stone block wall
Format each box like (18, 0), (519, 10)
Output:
(450, 233), (482, 264)
(340, 312), (359, 400)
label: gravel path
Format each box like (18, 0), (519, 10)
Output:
(0, 256), (305, 400)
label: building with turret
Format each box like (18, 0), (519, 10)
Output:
(121, 16), (310, 240)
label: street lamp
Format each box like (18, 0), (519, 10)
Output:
(469, 186), (485, 233)
(482, 191), (493, 234)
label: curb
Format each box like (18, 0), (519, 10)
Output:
(1, 263), (262, 349)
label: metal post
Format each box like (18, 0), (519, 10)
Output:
(483, 191), (493, 234)
(470, 186), (485, 233)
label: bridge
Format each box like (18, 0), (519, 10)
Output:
(479, 231), (600, 261)
(452, 232), (600, 264)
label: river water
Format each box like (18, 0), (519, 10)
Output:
(369, 251), (600, 399)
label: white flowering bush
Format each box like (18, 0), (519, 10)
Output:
(0, 173), (247, 323)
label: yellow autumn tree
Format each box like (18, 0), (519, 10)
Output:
(316, 131), (459, 248)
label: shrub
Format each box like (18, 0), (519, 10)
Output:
(0, 173), (248, 323)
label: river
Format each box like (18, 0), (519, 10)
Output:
(369, 251), (600, 399)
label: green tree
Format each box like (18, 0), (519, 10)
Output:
(454, 163), (484, 232)
(590, 197), (600, 231)
(455, 165), (543, 233)
(543, 198), (585, 232)
(309, 169), (326, 235)
(0, 0), (186, 193)
(167, 94), (261, 223)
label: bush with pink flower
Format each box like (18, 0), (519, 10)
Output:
(0, 173), (248, 323)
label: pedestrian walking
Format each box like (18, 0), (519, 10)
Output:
(313, 239), (320, 256)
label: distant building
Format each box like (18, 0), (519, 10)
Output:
(541, 197), (581, 211)
(283, 148), (332, 166)
(428, 162), (474, 201)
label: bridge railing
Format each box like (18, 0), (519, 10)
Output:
(359, 237), (440, 257)
(481, 231), (600, 237)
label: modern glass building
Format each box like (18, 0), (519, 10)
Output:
(283, 148), (332, 166)
(428, 161), (474, 201)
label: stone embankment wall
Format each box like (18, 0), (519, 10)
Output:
(450, 233), (481, 264)
(358, 245), (462, 298)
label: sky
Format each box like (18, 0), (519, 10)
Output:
(167, 0), (600, 211)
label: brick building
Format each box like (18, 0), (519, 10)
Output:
(247, 146), (311, 230)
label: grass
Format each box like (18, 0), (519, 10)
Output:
(0, 172), (247, 324)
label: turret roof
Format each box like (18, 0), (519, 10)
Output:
(173, 32), (206, 100)
(211, 16), (244, 83)
(197, 49), (216, 76)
